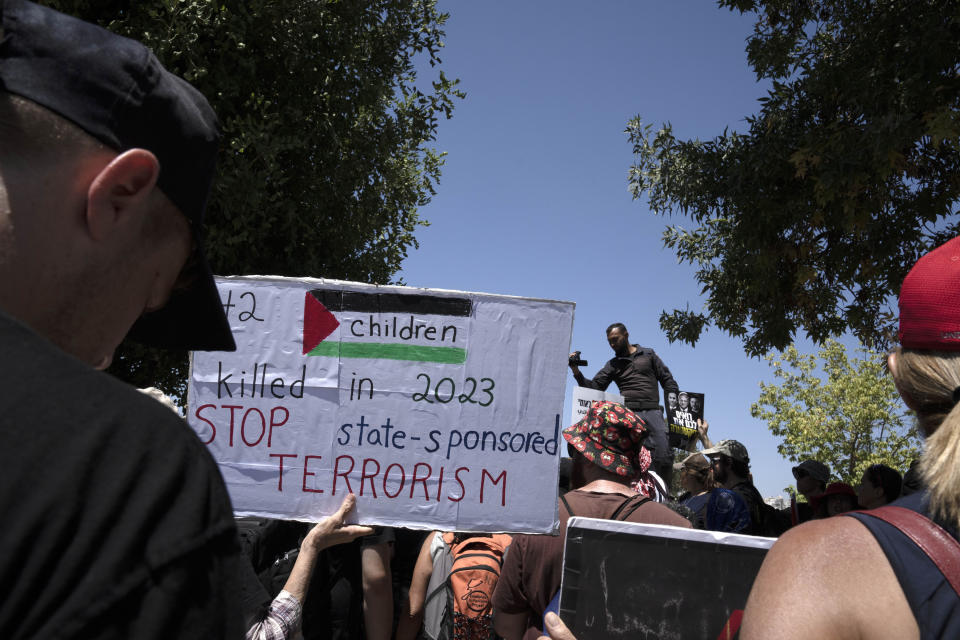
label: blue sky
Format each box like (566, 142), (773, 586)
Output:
(399, 1), (829, 498)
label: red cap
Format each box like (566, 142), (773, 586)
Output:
(899, 236), (960, 351)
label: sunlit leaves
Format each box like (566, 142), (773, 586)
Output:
(751, 339), (920, 484)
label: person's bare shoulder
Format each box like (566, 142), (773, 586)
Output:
(741, 516), (919, 640)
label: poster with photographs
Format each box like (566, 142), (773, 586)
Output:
(665, 390), (704, 449)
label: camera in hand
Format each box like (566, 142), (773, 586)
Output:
(569, 351), (588, 367)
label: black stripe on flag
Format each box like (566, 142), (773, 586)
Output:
(308, 289), (472, 317)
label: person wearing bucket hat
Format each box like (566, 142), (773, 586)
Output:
(492, 401), (690, 640)
(0, 1), (244, 636)
(743, 236), (960, 639)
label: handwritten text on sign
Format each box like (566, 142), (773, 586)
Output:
(188, 277), (574, 533)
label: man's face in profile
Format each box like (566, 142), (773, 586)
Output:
(667, 392), (678, 410)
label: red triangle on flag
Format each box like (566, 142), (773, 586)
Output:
(303, 292), (340, 354)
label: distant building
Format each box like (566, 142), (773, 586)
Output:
(764, 495), (788, 510)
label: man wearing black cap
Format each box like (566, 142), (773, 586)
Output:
(0, 1), (242, 636)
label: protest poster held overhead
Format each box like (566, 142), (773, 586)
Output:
(666, 390), (704, 449)
(188, 277), (575, 533)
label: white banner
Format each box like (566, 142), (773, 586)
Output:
(570, 386), (624, 427)
(188, 276), (575, 533)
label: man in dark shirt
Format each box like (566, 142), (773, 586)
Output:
(0, 2), (243, 636)
(702, 439), (773, 536)
(569, 323), (680, 482)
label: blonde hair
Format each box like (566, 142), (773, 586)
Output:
(891, 347), (960, 529)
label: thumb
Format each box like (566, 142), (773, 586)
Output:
(334, 493), (357, 522)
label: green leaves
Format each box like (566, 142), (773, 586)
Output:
(630, 0), (960, 357)
(751, 339), (920, 483)
(47, 0), (463, 401)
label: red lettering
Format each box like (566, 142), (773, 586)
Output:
(302, 455), (324, 494)
(360, 458), (381, 498)
(449, 466), (469, 502)
(333, 455), (355, 495)
(481, 469), (507, 506)
(410, 462), (432, 501)
(241, 408), (266, 446)
(194, 404), (217, 444)
(224, 405), (243, 446)
(383, 463), (405, 498)
(270, 453), (297, 491)
(435, 466), (444, 502)
(268, 406), (289, 447)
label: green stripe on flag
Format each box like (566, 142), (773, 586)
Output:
(308, 341), (467, 364)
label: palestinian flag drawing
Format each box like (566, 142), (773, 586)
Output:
(302, 289), (471, 364)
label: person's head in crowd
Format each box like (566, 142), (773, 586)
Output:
(689, 395), (700, 413)
(675, 452), (714, 496)
(678, 391), (690, 411)
(137, 387), (181, 415)
(810, 482), (859, 518)
(605, 322), (631, 356)
(856, 464), (903, 510)
(702, 439), (751, 489)
(667, 391), (678, 411)
(792, 459), (830, 501)
(563, 400), (648, 490)
(0, 0), (235, 368)
(900, 459), (924, 497)
(890, 236), (960, 530)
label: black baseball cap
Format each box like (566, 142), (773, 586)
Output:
(0, 0), (235, 351)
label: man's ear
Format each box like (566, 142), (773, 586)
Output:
(85, 149), (160, 241)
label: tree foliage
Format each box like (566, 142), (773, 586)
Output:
(45, 0), (463, 399)
(628, 0), (960, 357)
(751, 339), (920, 485)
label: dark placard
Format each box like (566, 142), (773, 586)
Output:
(665, 390), (704, 449)
(559, 516), (773, 640)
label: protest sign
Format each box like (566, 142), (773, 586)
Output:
(666, 390), (704, 449)
(570, 387), (624, 427)
(558, 516), (773, 639)
(188, 276), (574, 533)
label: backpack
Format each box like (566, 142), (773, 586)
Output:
(235, 517), (305, 597)
(422, 532), (513, 640)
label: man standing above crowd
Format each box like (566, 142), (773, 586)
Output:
(492, 401), (690, 640)
(0, 1), (244, 636)
(569, 323), (680, 482)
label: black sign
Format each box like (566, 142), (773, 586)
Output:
(558, 517), (772, 639)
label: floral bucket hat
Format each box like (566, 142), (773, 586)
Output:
(562, 400), (647, 477)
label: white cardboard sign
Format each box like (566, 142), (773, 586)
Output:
(570, 386), (624, 427)
(188, 276), (574, 533)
